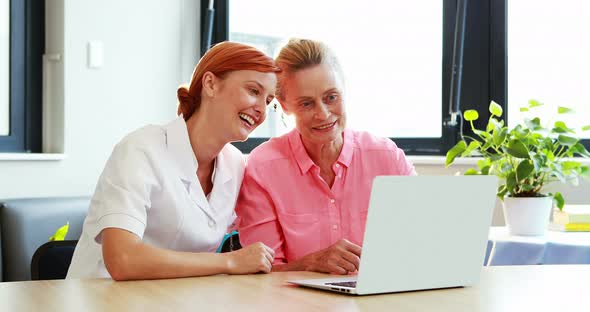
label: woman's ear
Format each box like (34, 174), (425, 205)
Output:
(201, 71), (217, 98)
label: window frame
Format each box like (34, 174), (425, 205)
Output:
(201, 0), (512, 155)
(0, 0), (44, 153)
(0, 0), (25, 152)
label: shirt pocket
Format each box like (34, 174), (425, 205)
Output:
(278, 211), (321, 260)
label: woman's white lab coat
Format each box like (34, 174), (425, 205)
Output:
(67, 117), (245, 279)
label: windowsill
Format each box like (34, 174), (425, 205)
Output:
(0, 153), (67, 161)
(407, 155), (590, 166)
(408, 155), (474, 166)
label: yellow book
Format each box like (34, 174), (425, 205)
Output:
(553, 205), (590, 224)
(549, 222), (590, 232)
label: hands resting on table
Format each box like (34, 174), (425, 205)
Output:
(271, 239), (362, 275)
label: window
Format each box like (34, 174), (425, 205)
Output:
(508, 0), (590, 143)
(1, 0), (9, 136)
(0, 0), (44, 153)
(230, 0), (443, 140)
(203, 0), (502, 155)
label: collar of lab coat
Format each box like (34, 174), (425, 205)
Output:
(164, 116), (232, 221)
(165, 116), (198, 182)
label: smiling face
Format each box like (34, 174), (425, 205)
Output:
(280, 63), (346, 146)
(208, 70), (277, 142)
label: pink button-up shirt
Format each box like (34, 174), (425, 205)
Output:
(236, 129), (416, 263)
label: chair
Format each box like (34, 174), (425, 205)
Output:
(0, 197), (89, 281)
(30, 240), (78, 280)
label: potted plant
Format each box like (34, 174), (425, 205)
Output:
(445, 100), (590, 236)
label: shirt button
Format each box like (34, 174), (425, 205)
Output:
(330, 199), (335, 204)
(208, 220), (215, 228)
(332, 224), (338, 230)
(335, 164), (340, 168)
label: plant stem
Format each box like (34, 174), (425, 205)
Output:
(463, 135), (480, 143)
(555, 145), (565, 159)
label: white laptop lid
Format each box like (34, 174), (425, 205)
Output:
(355, 175), (497, 295)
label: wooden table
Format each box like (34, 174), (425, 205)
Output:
(1, 266), (587, 311)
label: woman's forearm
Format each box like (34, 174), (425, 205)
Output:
(102, 228), (231, 281)
(107, 244), (231, 281)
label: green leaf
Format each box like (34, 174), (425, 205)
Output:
(552, 121), (575, 134)
(520, 107), (529, 112)
(489, 101), (503, 117)
(489, 154), (504, 162)
(551, 127), (568, 134)
(554, 121), (568, 129)
(497, 185), (508, 199)
(553, 192), (565, 210)
(504, 139), (530, 159)
(532, 153), (547, 173)
(486, 118), (502, 132)
(525, 117), (542, 131)
(464, 110), (479, 121)
(464, 168), (480, 175)
(528, 99), (543, 108)
(571, 143), (590, 157)
(516, 160), (534, 181)
(461, 140), (481, 157)
(49, 222), (69, 242)
(476, 157), (489, 167)
(473, 129), (492, 141)
(480, 166), (490, 175)
(545, 149), (555, 162)
(477, 158), (491, 169)
(445, 140), (467, 167)
(582, 125), (590, 131)
(558, 135), (578, 147)
(512, 124), (529, 139)
(561, 161), (581, 171)
(493, 127), (508, 146)
(477, 158), (491, 175)
(506, 172), (517, 192)
(558, 106), (574, 114)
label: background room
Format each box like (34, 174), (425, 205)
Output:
(2, 0), (589, 224)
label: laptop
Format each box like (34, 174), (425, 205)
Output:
(288, 175), (497, 295)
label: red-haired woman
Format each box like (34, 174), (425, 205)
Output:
(67, 42), (280, 280)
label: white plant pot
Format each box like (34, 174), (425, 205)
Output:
(502, 196), (553, 236)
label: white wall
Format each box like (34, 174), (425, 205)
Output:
(0, 0), (200, 198)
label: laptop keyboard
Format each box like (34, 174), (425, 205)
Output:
(325, 281), (357, 288)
